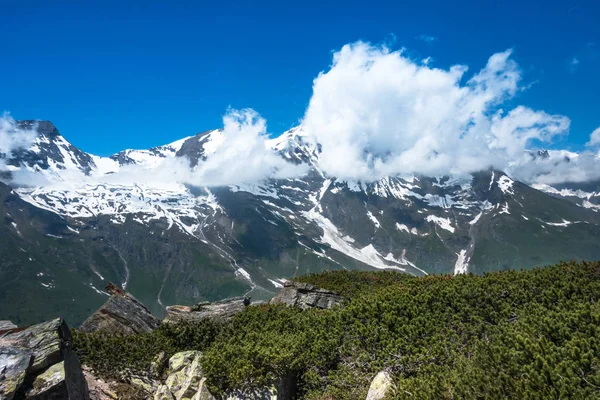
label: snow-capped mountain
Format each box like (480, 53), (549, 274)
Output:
(2, 121), (600, 325)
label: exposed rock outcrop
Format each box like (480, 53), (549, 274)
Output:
(154, 351), (215, 400)
(83, 368), (118, 400)
(225, 373), (296, 400)
(270, 282), (343, 310)
(366, 371), (394, 400)
(0, 318), (89, 399)
(0, 321), (17, 331)
(164, 297), (250, 323)
(79, 283), (160, 335)
(154, 351), (296, 400)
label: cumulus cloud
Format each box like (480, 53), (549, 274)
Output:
(301, 41), (573, 182)
(587, 127), (600, 148)
(181, 108), (305, 186)
(3, 43), (599, 188)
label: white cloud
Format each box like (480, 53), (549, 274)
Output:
(3, 43), (598, 188)
(14, 108), (306, 188)
(587, 127), (600, 148)
(416, 35), (438, 43)
(0, 113), (38, 171)
(181, 108), (305, 186)
(301, 41), (571, 181)
(0, 113), (37, 157)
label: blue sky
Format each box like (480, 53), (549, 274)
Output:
(1, 0), (598, 156)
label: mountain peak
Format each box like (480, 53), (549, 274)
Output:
(17, 120), (60, 138)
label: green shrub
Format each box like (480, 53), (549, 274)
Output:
(74, 261), (600, 399)
(72, 318), (223, 379)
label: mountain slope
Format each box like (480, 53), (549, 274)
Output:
(1, 120), (599, 325)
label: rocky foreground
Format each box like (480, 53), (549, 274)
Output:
(1, 281), (384, 400)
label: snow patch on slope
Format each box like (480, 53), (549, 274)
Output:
(426, 215), (455, 233)
(454, 249), (469, 275)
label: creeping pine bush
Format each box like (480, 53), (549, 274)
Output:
(72, 318), (223, 379)
(74, 261), (600, 399)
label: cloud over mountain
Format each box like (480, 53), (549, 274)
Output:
(0, 114), (38, 170)
(301, 42), (576, 182)
(3, 42), (599, 187)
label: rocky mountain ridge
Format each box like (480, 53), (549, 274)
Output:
(1, 120), (599, 325)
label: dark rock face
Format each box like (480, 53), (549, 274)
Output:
(270, 282), (343, 310)
(0, 318), (89, 400)
(164, 297), (250, 323)
(9, 120), (96, 175)
(175, 130), (215, 167)
(79, 283), (160, 335)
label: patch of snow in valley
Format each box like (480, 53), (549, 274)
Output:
(582, 200), (600, 211)
(366, 210), (381, 229)
(469, 212), (482, 225)
(395, 223), (422, 236)
(532, 184), (598, 200)
(454, 249), (470, 275)
(303, 208), (423, 274)
(268, 279), (284, 289)
(426, 215), (455, 233)
(235, 268), (252, 282)
(540, 218), (572, 227)
(498, 203), (510, 215)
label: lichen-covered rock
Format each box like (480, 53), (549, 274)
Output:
(191, 378), (214, 400)
(27, 360), (67, 398)
(155, 351), (217, 400)
(79, 282), (160, 335)
(270, 282), (342, 310)
(150, 351), (168, 378)
(130, 375), (159, 394)
(0, 320), (17, 331)
(365, 371), (394, 400)
(167, 351), (198, 376)
(164, 297), (250, 323)
(0, 347), (32, 400)
(0, 318), (89, 399)
(165, 351), (203, 400)
(154, 384), (175, 400)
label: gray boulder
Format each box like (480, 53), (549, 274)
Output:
(164, 297), (250, 323)
(0, 321), (17, 331)
(225, 373), (296, 400)
(83, 367), (118, 400)
(270, 282), (343, 310)
(79, 282), (160, 335)
(0, 318), (89, 399)
(0, 347), (32, 400)
(365, 371), (394, 400)
(154, 351), (215, 400)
